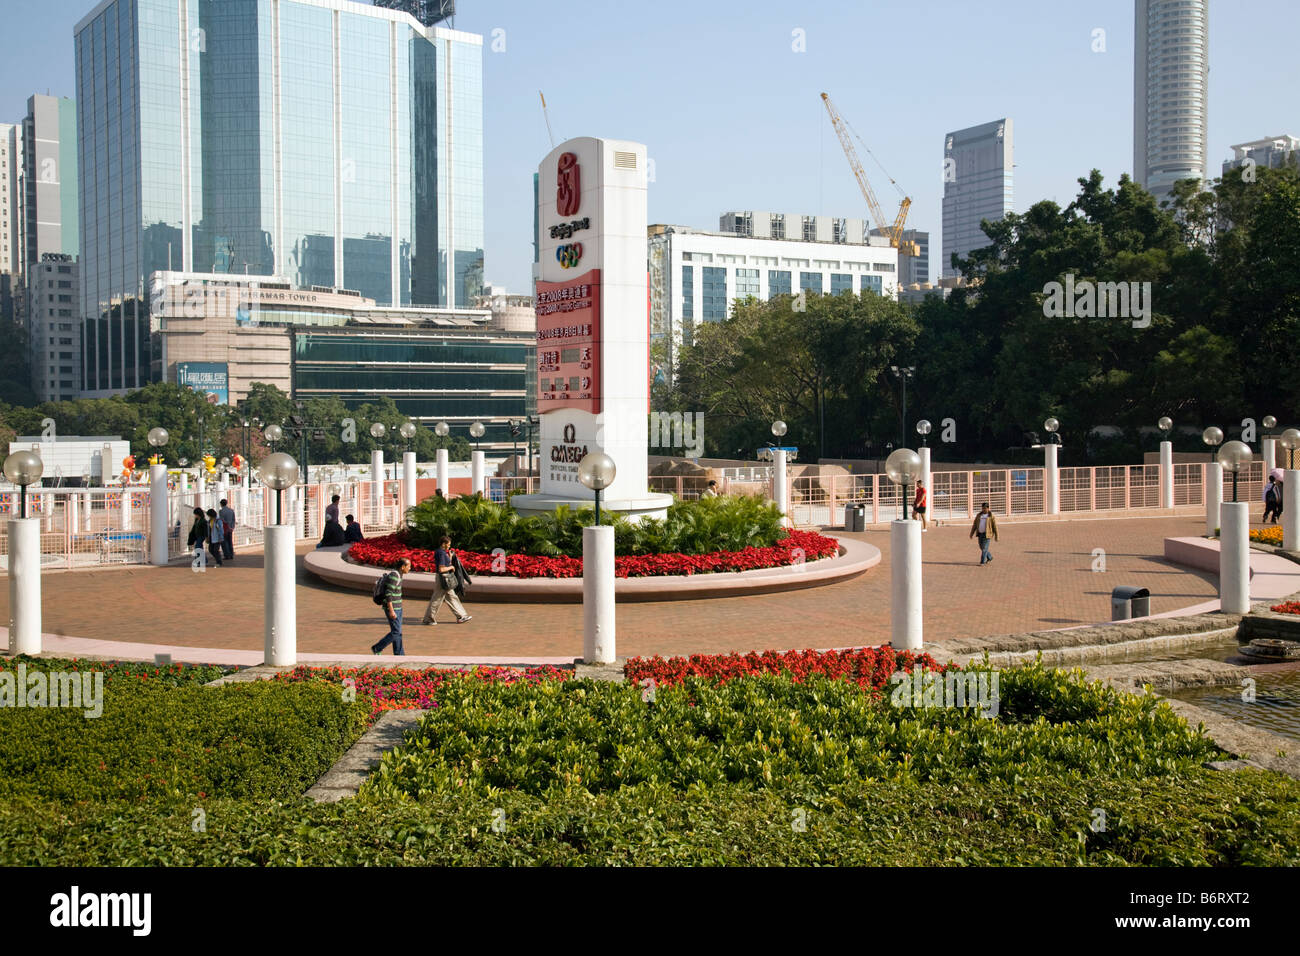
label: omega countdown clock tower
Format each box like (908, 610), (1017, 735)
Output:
(511, 137), (673, 522)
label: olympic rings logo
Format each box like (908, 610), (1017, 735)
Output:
(556, 243), (582, 268)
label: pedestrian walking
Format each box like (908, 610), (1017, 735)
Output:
(913, 479), (929, 531)
(186, 507), (208, 564)
(423, 535), (472, 625)
(219, 498), (236, 560)
(371, 558), (411, 655)
(1263, 476), (1284, 525)
(344, 514), (364, 542)
(969, 502), (999, 565)
(205, 508), (225, 567)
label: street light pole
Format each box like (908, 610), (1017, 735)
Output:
(890, 365), (916, 446)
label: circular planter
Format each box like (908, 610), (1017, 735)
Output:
(305, 539), (879, 603)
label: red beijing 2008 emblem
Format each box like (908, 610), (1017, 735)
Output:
(556, 152), (580, 217)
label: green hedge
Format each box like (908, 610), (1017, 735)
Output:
(404, 493), (785, 558)
(0, 656), (231, 687)
(2, 771), (1297, 865)
(3, 662), (1299, 866)
(362, 665), (1222, 800)
(0, 680), (367, 803)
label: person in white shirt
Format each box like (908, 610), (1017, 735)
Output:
(969, 503), (999, 565)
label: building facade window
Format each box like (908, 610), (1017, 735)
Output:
(701, 266), (727, 320)
(830, 273), (852, 294)
(861, 274), (883, 295)
(799, 272), (823, 294)
(767, 269), (791, 296)
(681, 265), (694, 320)
(734, 267), (759, 299)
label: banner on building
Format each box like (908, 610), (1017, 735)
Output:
(177, 362), (229, 405)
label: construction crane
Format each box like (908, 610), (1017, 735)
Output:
(820, 92), (919, 257)
(539, 91), (556, 149)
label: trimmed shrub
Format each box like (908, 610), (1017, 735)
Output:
(0, 680), (367, 803)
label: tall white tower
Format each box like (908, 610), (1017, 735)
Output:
(1133, 0), (1210, 203)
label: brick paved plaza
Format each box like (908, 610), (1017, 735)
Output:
(2, 515), (1225, 659)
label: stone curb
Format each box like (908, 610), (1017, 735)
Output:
(929, 612), (1245, 667)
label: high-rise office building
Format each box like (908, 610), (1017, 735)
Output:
(19, 95), (81, 403)
(0, 123), (22, 282)
(1133, 0), (1209, 203)
(0, 124), (23, 328)
(941, 119), (1013, 278)
(74, 0), (483, 396)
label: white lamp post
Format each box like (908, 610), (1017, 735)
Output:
(1043, 417), (1061, 515)
(434, 421), (450, 498)
(399, 421), (418, 516)
(1279, 428), (1300, 552)
(1263, 415), (1278, 477)
(1157, 416), (1174, 510)
(885, 447), (923, 650)
(147, 427), (170, 566)
(915, 419), (932, 505)
(771, 420), (789, 525)
(469, 421), (486, 496)
(578, 452), (617, 664)
(369, 422), (386, 523)
(1217, 440), (1252, 614)
(258, 453), (299, 666)
(1202, 426), (1224, 537)
(5, 451), (44, 655)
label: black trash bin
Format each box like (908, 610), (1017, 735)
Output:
(1111, 585), (1151, 621)
(844, 504), (866, 532)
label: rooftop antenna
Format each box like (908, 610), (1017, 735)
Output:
(539, 91), (556, 149)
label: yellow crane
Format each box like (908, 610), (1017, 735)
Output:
(820, 92), (919, 257)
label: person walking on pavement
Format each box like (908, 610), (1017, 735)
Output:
(219, 498), (237, 561)
(1263, 476), (1283, 525)
(371, 558), (412, 655)
(969, 502), (998, 565)
(913, 479), (929, 531)
(186, 507), (208, 563)
(205, 508), (225, 567)
(423, 535), (472, 625)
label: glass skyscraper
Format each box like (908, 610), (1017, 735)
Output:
(74, 0), (483, 395)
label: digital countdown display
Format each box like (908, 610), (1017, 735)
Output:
(535, 268), (601, 414)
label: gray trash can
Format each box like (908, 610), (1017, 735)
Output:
(844, 504), (866, 532)
(1111, 586), (1151, 621)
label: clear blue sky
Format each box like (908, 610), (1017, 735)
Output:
(3, 0), (1296, 291)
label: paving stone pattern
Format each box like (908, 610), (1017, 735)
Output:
(1, 516), (1222, 658)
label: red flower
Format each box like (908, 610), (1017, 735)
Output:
(349, 530), (840, 580)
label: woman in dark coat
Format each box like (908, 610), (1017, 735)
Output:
(186, 507), (208, 552)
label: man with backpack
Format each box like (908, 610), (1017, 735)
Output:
(371, 558), (411, 655)
(1264, 476), (1284, 525)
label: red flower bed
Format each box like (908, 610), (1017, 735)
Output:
(1270, 601), (1300, 616)
(348, 529), (839, 579)
(624, 645), (943, 692)
(272, 664), (569, 719)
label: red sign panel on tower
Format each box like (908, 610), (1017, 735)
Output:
(536, 268), (601, 414)
(556, 152), (581, 217)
